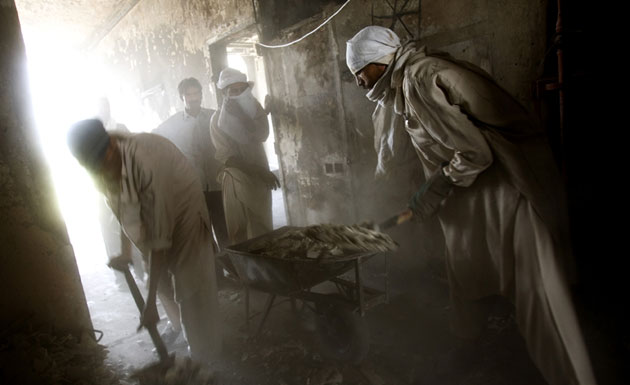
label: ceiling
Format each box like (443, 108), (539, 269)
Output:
(15, 0), (139, 50)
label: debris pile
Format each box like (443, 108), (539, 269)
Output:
(131, 357), (215, 385)
(0, 322), (120, 385)
(247, 224), (398, 259)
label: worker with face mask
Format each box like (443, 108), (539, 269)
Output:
(210, 67), (280, 245)
(346, 26), (596, 385)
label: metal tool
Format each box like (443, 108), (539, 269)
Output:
(374, 208), (414, 232)
(108, 257), (171, 365)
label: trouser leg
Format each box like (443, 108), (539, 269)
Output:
(247, 208), (273, 239)
(222, 187), (249, 245)
(513, 200), (596, 385)
(246, 190), (273, 239)
(179, 277), (222, 362)
(157, 273), (182, 332)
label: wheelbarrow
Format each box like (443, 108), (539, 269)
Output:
(218, 226), (390, 364)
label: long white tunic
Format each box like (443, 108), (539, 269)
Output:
(210, 102), (273, 244)
(372, 43), (595, 385)
(102, 133), (213, 302)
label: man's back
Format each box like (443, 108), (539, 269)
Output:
(107, 133), (209, 253)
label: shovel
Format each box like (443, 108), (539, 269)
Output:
(108, 257), (173, 366)
(373, 208), (414, 232)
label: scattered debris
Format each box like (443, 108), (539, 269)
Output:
(358, 366), (385, 385)
(131, 356), (215, 385)
(0, 321), (121, 385)
(248, 224), (398, 259)
(307, 366), (343, 385)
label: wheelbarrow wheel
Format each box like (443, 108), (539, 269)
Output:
(314, 300), (370, 364)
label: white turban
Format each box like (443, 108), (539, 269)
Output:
(216, 67), (254, 90)
(346, 26), (401, 74)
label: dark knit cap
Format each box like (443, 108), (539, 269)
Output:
(67, 119), (110, 171)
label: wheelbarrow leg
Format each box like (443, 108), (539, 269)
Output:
(355, 258), (365, 316)
(256, 294), (276, 335)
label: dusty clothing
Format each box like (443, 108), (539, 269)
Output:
(153, 108), (222, 192)
(210, 101), (272, 245)
(101, 133), (221, 360)
(97, 123), (145, 283)
(373, 43), (595, 385)
(153, 108), (228, 249)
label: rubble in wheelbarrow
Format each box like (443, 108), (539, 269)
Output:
(247, 224), (398, 259)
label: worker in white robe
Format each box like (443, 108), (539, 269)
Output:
(346, 26), (596, 385)
(210, 68), (279, 245)
(67, 119), (221, 362)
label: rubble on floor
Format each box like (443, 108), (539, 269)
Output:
(0, 319), (121, 385)
(131, 356), (215, 385)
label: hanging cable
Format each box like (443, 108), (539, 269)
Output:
(256, 0), (352, 49)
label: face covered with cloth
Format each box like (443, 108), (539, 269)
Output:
(346, 26), (453, 219)
(216, 67), (260, 144)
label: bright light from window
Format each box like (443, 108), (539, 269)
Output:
(24, 40), (108, 274)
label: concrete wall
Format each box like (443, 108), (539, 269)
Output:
(0, 1), (93, 334)
(97, 0), (257, 124)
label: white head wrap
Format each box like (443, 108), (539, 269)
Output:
(216, 67), (254, 90)
(346, 26), (401, 74)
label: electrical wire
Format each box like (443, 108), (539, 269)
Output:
(256, 0), (352, 49)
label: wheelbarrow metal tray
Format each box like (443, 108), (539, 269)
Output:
(223, 226), (377, 295)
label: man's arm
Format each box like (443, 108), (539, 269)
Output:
(405, 66), (495, 187)
(225, 156), (279, 190)
(223, 99), (269, 142)
(139, 248), (167, 330)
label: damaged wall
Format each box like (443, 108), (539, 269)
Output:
(260, 0), (548, 226)
(0, 1), (93, 334)
(96, 0), (257, 125)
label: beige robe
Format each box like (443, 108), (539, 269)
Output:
(372, 43), (596, 385)
(210, 103), (273, 245)
(102, 133), (221, 361)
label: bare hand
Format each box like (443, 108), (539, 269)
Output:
(138, 302), (159, 331)
(262, 170), (280, 190)
(107, 254), (132, 272)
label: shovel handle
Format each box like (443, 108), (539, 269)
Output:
(377, 209), (413, 231)
(110, 261), (170, 363)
